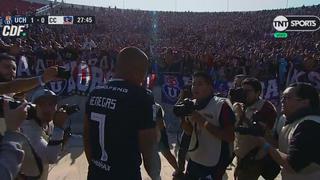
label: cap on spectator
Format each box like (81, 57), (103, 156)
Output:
(31, 88), (57, 103)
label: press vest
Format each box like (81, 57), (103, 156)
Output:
(188, 96), (230, 166)
(234, 99), (265, 159)
(279, 115), (320, 180)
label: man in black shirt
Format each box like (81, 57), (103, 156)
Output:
(83, 47), (160, 180)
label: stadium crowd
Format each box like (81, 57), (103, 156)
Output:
(1, 3), (319, 84)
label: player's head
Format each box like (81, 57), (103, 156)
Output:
(0, 53), (16, 82)
(115, 46), (149, 86)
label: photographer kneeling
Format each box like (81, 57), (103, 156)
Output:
(20, 89), (69, 180)
(233, 78), (280, 180)
(174, 72), (235, 179)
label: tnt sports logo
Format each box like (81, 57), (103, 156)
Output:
(273, 15), (320, 32)
(273, 16), (289, 31)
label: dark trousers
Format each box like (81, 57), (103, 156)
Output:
(184, 160), (226, 180)
(235, 148), (280, 180)
(177, 132), (191, 172)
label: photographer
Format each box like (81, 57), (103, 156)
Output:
(0, 53), (61, 96)
(177, 72), (235, 179)
(228, 74), (249, 104)
(233, 78), (280, 180)
(0, 52), (67, 138)
(0, 100), (27, 180)
(19, 89), (69, 180)
(0, 53), (64, 180)
(175, 86), (192, 178)
(253, 83), (320, 180)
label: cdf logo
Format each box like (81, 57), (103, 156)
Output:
(1, 25), (26, 36)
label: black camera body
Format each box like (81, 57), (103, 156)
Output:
(173, 98), (196, 117)
(57, 66), (71, 79)
(0, 96), (80, 120)
(234, 110), (266, 137)
(59, 104), (80, 115)
(229, 87), (246, 103)
(0, 96), (36, 120)
(235, 121), (265, 137)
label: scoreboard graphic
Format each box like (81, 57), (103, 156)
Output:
(0, 15), (95, 37)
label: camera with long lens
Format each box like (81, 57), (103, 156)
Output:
(234, 110), (265, 137)
(173, 98), (196, 117)
(229, 87), (247, 103)
(0, 96), (80, 120)
(58, 104), (80, 115)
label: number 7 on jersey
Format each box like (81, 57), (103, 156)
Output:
(90, 112), (108, 161)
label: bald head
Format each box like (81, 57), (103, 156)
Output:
(115, 47), (149, 85)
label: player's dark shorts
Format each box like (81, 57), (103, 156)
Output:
(158, 128), (170, 152)
(87, 163), (142, 180)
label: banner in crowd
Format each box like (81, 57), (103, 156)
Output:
(160, 74), (184, 105)
(160, 65), (320, 106)
(160, 74), (281, 106)
(16, 55), (157, 96)
(16, 55), (113, 96)
(286, 67), (320, 90)
(16, 55), (320, 104)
